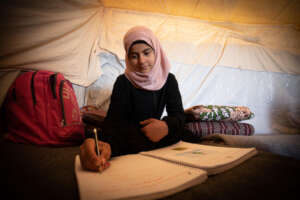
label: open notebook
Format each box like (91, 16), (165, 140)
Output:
(75, 141), (258, 200)
(140, 141), (258, 175)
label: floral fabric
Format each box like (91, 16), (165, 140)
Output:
(185, 105), (254, 122)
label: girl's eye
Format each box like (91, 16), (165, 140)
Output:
(144, 49), (152, 56)
(129, 54), (138, 59)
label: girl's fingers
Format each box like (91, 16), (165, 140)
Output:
(80, 139), (112, 172)
(98, 141), (111, 171)
(100, 142), (112, 161)
(80, 139), (101, 171)
(140, 118), (155, 125)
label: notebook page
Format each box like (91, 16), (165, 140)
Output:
(140, 141), (258, 175)
(75, 154), (207, 200)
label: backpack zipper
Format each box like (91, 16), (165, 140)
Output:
(49, 73), (58, 99)
(31, 71), (38, 105)
(12, 88), (16, 101)
(59, 80), (66, 126)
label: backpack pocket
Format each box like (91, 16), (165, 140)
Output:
(59, 80), (82, 126)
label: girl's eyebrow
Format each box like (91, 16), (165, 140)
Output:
(130, 47), (153, 55)
(143, 47), (153, 53)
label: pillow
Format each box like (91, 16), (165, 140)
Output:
(185, 121), (255, 137)
(80, 105), (107, 126)
(185, 105), (254, 122)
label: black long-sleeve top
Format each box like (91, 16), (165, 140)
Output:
(93, 73), (185, 156)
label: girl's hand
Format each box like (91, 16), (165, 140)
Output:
(79, 138), (111, 172)
(140, 118), (168, 142)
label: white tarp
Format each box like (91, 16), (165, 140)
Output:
(85, 51), (300, 134)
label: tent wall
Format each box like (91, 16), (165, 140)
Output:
(101, 0), (300, 26)
(93, 7), (300, 134)
(0, 0), (299, 135)
(1, 0), (300, 85)
(0, 0), (103, 86)
(98, 8), (300, 74)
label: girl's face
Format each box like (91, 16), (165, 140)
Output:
(128, 43), (155, 73)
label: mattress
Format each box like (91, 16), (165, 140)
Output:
(0, 137), (299, 200)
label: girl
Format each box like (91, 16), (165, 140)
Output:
(80, 26), (185, 171)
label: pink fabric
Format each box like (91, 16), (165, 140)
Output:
(123, 26), (170, 91)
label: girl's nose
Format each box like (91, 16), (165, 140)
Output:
(138, 55), (145, 64)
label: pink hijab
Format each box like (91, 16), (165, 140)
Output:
(123, 26), (170, 91)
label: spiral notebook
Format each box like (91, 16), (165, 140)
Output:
(75, 141), (257, 200)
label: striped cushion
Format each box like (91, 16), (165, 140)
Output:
(185, 121), (254, 137)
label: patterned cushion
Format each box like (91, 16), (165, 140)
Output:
(185, 105), (254, 122)
(185, 121), (255, 137)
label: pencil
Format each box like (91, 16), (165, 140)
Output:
(93, 128), (104, 173)
(93, 128), (100, 156)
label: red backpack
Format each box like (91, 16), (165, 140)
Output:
(3, 70), (84, 146)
